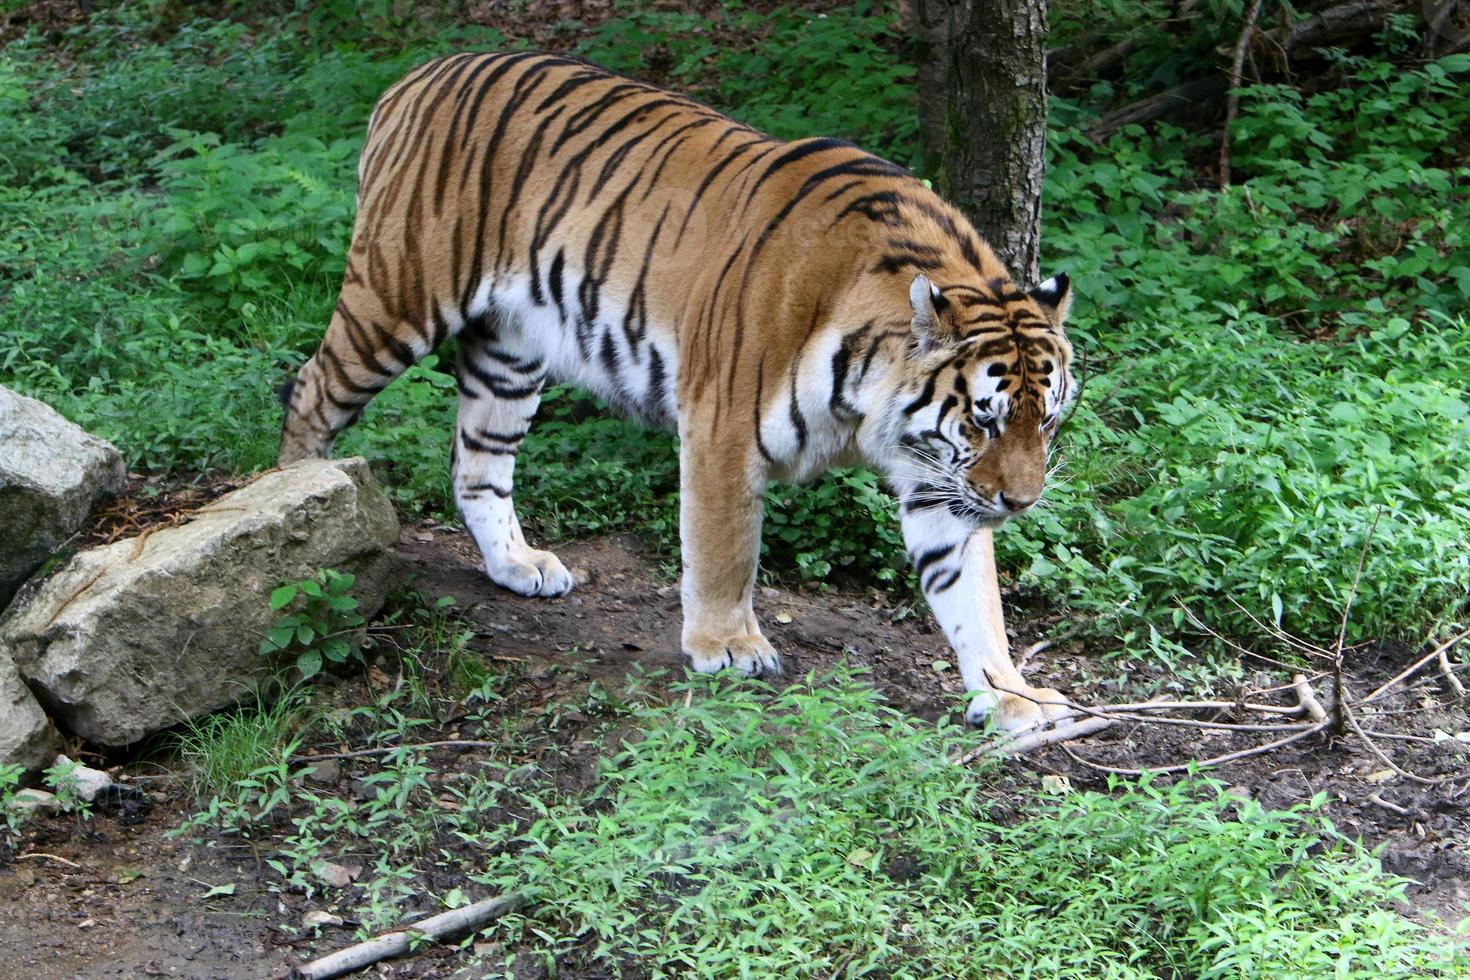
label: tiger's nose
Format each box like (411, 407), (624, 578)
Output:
(1000, 492), (1036, 512)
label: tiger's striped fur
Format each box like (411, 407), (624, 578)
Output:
(279, 51), (1078, 732)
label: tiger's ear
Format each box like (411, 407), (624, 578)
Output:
(908, 274), (950, 352)
(1029, 272), (1072, 329)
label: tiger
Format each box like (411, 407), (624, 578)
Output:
(278, 50), (1078, 733)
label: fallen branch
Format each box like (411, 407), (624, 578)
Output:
(1368, 791), (1409, 816)
(1293, 673), (1328, 724)
(1360, 626), (1470, 706)
(291, 740), (501, 764)
(958, 670), (1331, 770)
(1062, 722), (1327, 777)
(15, 852), (82, 869)
(1344, 707), (1459, 786)
(1220, 0), (1267, 188)
(1441, 646), (1467, 696)
(1090, 0), (1401, 140)
(954, 715), (1118, 765)
(295, 891), (527, 980)
(1332, 512), (1380, 736)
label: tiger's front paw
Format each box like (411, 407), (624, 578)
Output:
(966, 686), (1072, 733)
(684, 631), (783, 678)
(486, 546), (574, 598)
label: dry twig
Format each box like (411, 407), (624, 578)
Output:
(1219, 0), (1266, 188)
(15, 852), (82, 869)
(291, 740), (501, 764)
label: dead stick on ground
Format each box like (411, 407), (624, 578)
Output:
(1344, 707), (1459, 786)
(15, 852), (81, 869)
(292, 740), (501, 764)
(1220, 0), (1266, 188)
(1360, 626), (1470, 706)
(1440, 646), (1466, 696)
(1062, 722), (1326, 777)
(972, 716), (1119, 761)
(295, 892), (528, 980)
(1292, 673), (1328, 723)
(1368, 792), (1410, 816)
(1333, 510), (1380, 735)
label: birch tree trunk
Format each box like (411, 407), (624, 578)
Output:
(908, 0), (1050, 285)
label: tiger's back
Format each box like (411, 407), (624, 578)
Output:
(281, 50), (1081, 733)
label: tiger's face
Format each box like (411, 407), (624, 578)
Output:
(891, 273), (1075, 528)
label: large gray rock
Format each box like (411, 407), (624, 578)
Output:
(0, 649), (60, 771)
(0, 458), (401, 748)
(0, 386), (126, 608)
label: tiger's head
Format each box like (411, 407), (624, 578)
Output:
(888, 272), (1076, 528)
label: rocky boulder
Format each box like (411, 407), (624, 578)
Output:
(0, 458), (401, 749)
(0, 386), (126, 608)
(0, 650), (60, 771)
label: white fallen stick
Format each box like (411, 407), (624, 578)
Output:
(1292, 673), (1328, 723)
(988, 715), (1119, 756)
(295, 892), (527, 980)
(954, 715), (1118, 765)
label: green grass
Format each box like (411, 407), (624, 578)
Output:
(173, 687), (310, 803)
(174, 663), (1466, 977)
(1, 2), (1467, 666)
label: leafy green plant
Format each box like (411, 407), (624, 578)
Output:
(0, 762), (26, 837)
(260, 569), (367, 679)
(468, 672), (1461, 977)
(41, 758), (94, 823)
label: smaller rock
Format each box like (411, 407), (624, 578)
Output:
(303, 759), (341, 785)
(302, 910), (344, 930)
(50, 754), (114, 802)
(570, 566), (593, 588)
(0, 649), (60, 771)
(313, 861), (357, 888)
(7, 788), (60, 815)
(0, 385), (126, 607)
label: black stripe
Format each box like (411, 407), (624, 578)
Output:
(925, 568), (962, 594)
(462, 477), (512, 497)
(744, 137), (855, 204)
(913, 543), (956, 579)
(901, 374), (938, 416)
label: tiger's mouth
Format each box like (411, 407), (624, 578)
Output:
(946, 497), (1008, 529)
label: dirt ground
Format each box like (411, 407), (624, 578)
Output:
(2, 524), (1467, 978)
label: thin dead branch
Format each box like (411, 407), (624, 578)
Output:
(1293, 673), (1328, 723)
(15, 852), (82, 869)
(1220, 0), (1267, 188)
(1440, 646), (1467, 696)
(1360, 626), (1470, 706)
(1332, 512), (1380, 735)
(1368, 792), (1410, 816)
(1061, 722), (1327, 777)
(1344, 707), (1460, 786)
(291, 740), (501, 764)
(295, 892), (527, 980)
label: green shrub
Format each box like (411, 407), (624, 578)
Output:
(260, 569), (368, 679)
(477, 673), (1462, 977)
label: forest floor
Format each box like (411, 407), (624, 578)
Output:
(3, 518), (1467, 978)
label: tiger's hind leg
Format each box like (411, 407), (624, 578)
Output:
(279, 286), (445, 464)
(454, 313), (573, 598)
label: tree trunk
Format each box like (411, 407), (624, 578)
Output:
(909, 0), (1050, 285)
